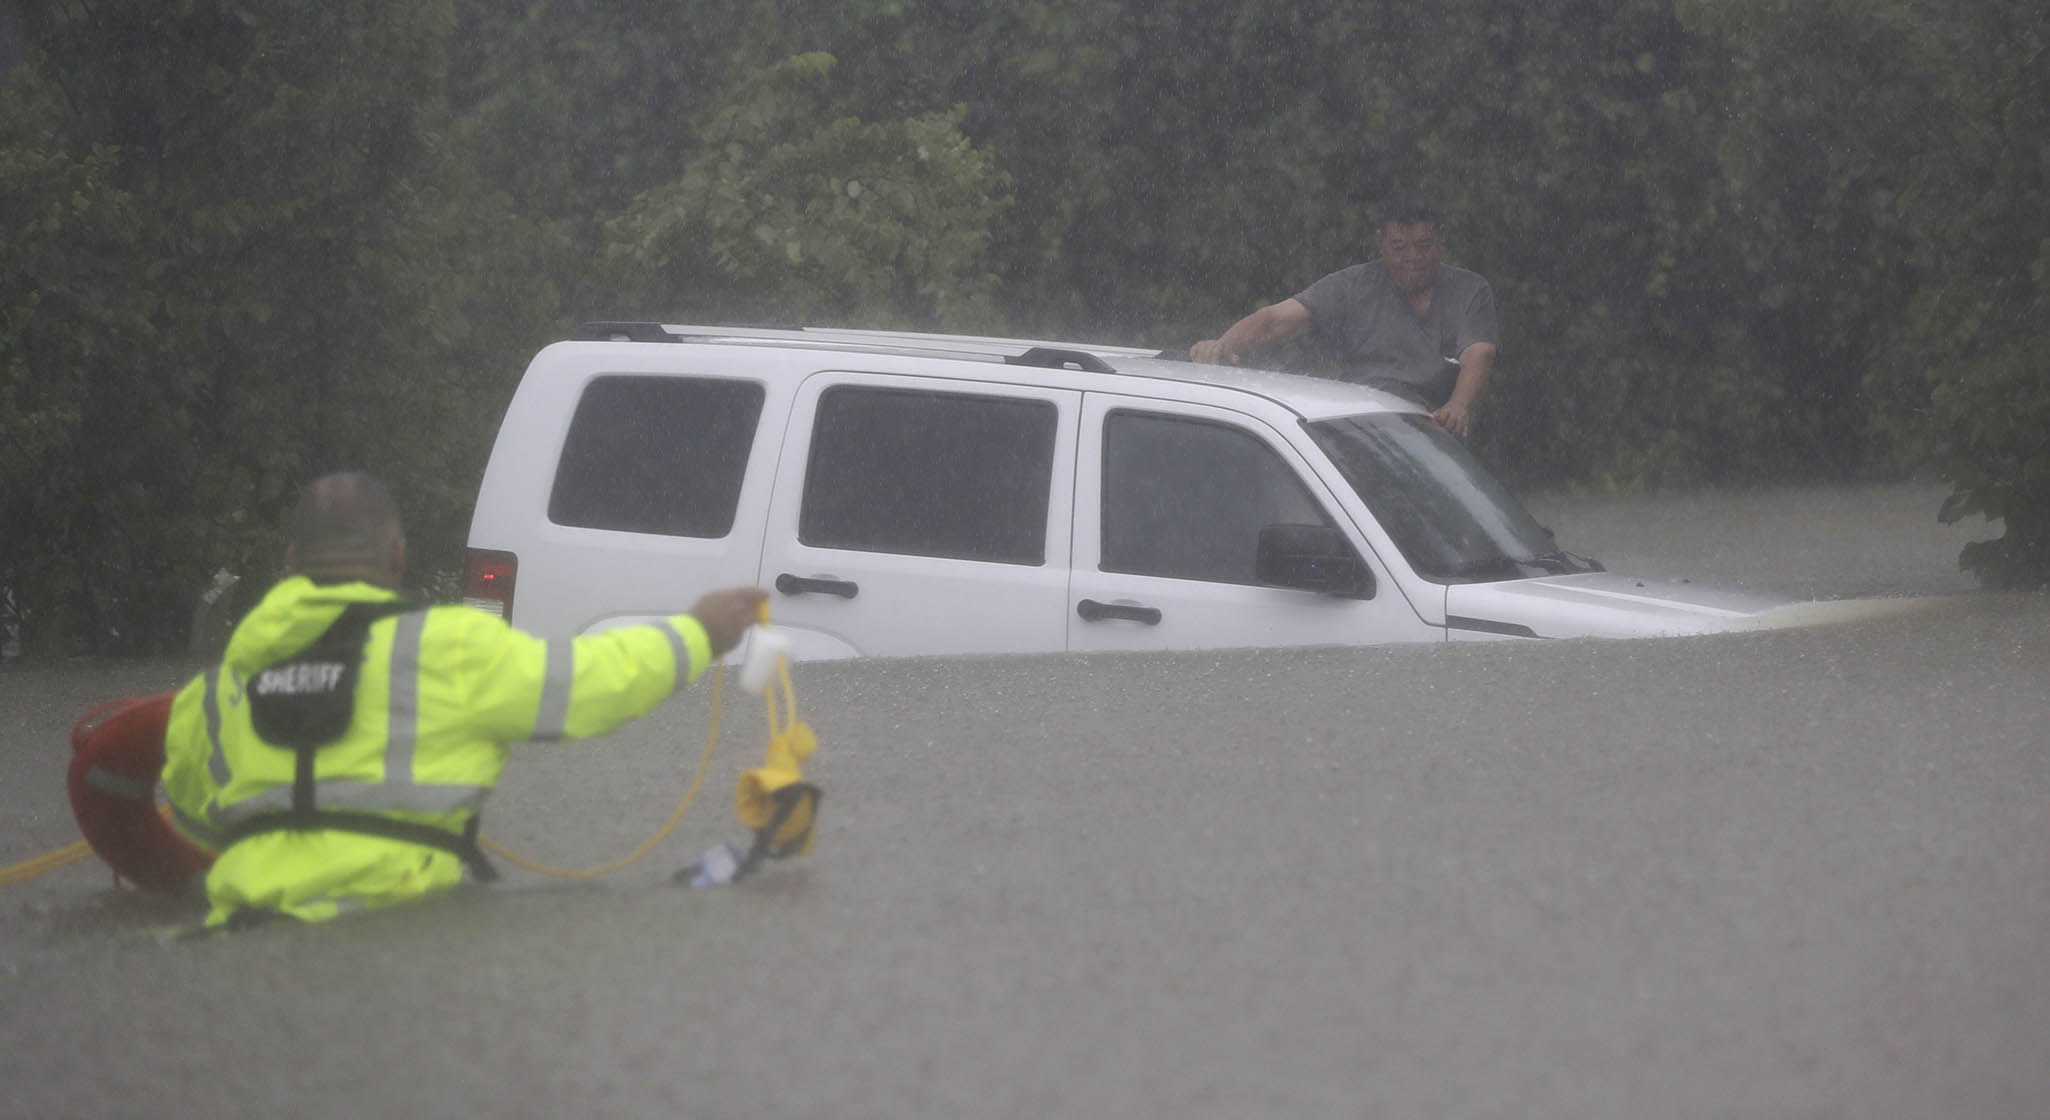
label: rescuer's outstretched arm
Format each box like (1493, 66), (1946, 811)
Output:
(455, 586), (768, 743)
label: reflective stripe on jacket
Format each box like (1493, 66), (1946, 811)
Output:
(162, 575), (712, 922)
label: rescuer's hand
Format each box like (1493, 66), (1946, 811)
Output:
(690, 587), (770, 657)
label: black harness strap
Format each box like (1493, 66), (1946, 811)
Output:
(222, 810), (499, 883)
(234, 598), (500, 883)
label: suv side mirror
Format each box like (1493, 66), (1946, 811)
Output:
(1255, 524), (1374, 598)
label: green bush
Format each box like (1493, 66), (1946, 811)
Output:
(1934, 337), (2050, 588)
(601, 55), (1010, 329)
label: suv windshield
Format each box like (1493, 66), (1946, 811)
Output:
(1304, 412), (1587, 582)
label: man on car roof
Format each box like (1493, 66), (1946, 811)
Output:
(1191, 193), (1500, 437)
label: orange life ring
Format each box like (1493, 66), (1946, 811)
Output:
(66, 692), (215, 895)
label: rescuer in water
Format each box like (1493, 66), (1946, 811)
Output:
(160, 470), (765, 927)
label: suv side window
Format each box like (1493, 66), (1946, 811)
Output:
(801, 385), (1056, 565)
(1101, 410), (1335, 584)
(549, 375), (764, 536)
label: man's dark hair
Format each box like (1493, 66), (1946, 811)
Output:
(1379, 192), (1441, 230)
(288, 471), (404, 570)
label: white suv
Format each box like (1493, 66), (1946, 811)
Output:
(463, 322), (1797, 660)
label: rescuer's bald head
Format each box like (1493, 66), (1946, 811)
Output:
(288, 471), (406, 584)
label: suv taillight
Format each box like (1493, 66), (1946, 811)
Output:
(463, 548), (517, 620)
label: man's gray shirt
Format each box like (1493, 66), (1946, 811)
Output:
(1292, 262), (1500, 406)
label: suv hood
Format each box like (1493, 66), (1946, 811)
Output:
(1441, 572), (1919, 640)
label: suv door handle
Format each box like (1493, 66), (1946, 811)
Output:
(1076, 599), (1162, 626)
(775, 573), (859, 599)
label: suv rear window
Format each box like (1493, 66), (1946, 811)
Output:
(800, 386), (1056, 565)
(549, 375), (764, 536)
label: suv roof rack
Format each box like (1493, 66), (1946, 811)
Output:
(576, 321), (1149, 375)
(659, 323), (1158, 358)
(577, 321), (676, 343)
(1003, 346), (1115, 373)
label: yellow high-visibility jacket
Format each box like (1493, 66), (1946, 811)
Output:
(162, 575), (712, 926)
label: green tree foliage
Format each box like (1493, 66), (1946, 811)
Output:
(598, 54), (1010, 328)
(1, 0), (547, 654)
(1680, 0), (2049, 585)
(3, 0), (2045, 659)
(0, 134), (156, 655)
(1893, 2), (2049, 587)
(442, 0), (757, 315)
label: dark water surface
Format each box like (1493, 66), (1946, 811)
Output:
(3, 484), (2044, 1119)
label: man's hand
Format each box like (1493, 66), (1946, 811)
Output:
(1434, 343), (1493, 438)
(690, 587), (770, 657)
(1431, 398), (1473, 438)
(1193, 301), (1309, 369)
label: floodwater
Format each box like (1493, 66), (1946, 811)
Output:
(3, 483), (2044, 1119)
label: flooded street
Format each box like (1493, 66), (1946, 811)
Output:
(3, 483), (2045, 1119)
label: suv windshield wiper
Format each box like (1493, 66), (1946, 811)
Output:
(1437, 549), (1604, 582)
(1514, 549), (1604, 574)
(1435, 555), (1531, 581)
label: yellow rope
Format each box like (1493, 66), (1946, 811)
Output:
(476, 661), (729, 879)
(766, 657), (797, 736)
(0, 839), (95, 887)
